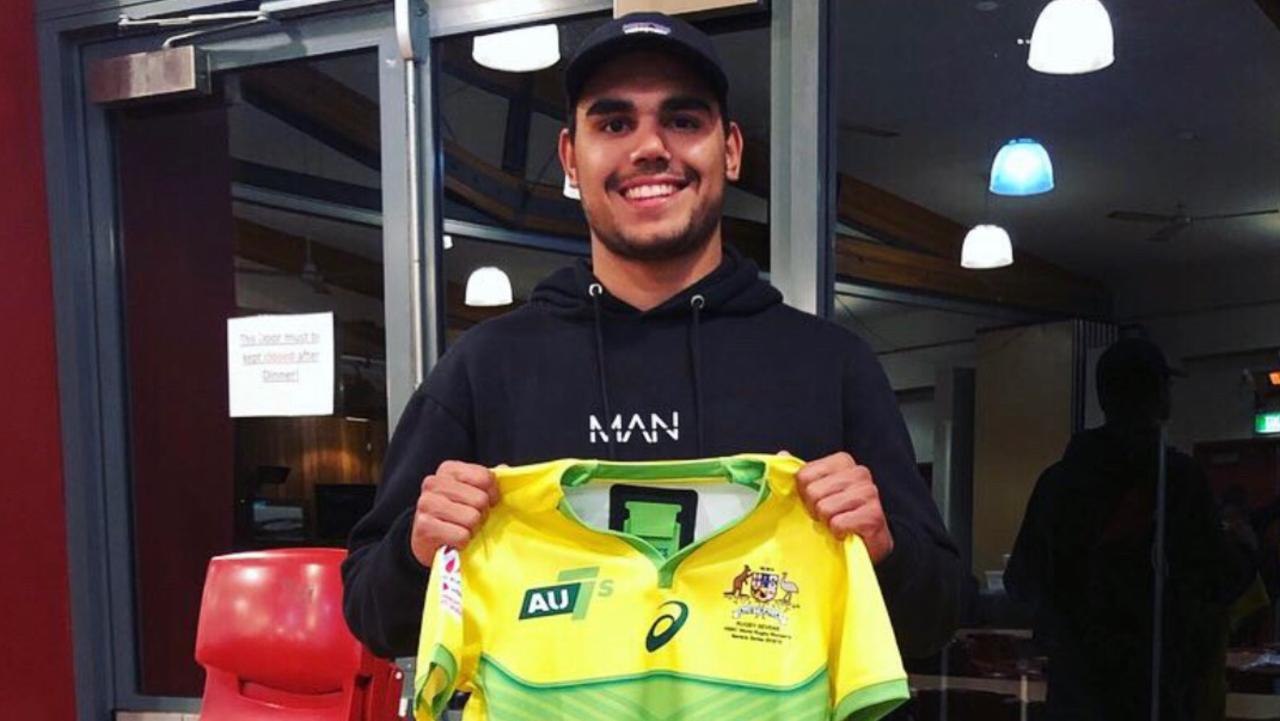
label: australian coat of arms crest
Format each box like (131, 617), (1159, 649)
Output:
(724, 564), (800, 609)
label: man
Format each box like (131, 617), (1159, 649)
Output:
(343, 11), (961, 662)
(1006, 338), (1253, 720)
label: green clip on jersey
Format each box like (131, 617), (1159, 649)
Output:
(415, 454), (909, 721)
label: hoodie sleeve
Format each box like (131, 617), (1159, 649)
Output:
(342, 363), (475, 659)
(841, 338), (964, 659)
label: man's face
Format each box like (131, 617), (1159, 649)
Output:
(559, 51), (742, 261)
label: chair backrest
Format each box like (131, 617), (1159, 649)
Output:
(195, 548), (402, 721)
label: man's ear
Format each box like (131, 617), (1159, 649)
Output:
(558, 127), (578, 188)
(724, 120), (743, 182)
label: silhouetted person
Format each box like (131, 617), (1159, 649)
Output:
(1006, 338), (1252, 721)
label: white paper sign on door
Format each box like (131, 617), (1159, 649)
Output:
(227, 312), (334, 417)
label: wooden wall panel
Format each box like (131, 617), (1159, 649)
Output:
(235, 417), (387, 537)
(971, 322), (1076, 577)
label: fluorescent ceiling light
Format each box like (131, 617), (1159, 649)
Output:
(961, 225), (1014, 269)
(989, 138), (1054, 196)
(1027, 0), (1114, 75)
(472, 24), (560, 72)
(465, 267), (513, 307)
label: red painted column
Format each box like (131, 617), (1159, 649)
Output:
(0, 1), (79, 719)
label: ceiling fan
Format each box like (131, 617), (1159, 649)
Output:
(235, 237), (332, 295)
(1107, 202), (1279, 242)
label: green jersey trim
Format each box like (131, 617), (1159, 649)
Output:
(418, 643), (459, 718)
(480, 653), (827, 692)
(832, 677), (910, 721)
(477, 655), (832, 721)
(559, 457), (767, 490)
(554, 458), (772, 588)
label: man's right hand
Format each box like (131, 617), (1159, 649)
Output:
(411, 460), (499, 567)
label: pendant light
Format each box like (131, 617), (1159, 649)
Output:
(989, 138), (1054, 196)
(1027, 0), (1114, 75)
(472, 24), (561, 72)
(961, 225), (1014, 269)
(465, 267), (513, 307)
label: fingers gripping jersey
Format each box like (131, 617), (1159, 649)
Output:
(415, 454), (909, 721)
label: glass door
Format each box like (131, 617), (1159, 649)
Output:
(76, 1), (435, 711)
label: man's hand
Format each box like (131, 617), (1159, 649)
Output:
(793, 451), (895, 563)
(411, 460), (499, 567)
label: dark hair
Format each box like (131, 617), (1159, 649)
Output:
(566, 92), (730, 139)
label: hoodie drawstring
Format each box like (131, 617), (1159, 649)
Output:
(689, 294), (706, 456)
(586, 284), (707, 459)
(588, 283), (616, 460)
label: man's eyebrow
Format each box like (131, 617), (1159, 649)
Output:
(584, 98), (634, 116)
(661, 96), (714, 114)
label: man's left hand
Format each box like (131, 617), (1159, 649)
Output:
(792, 451), (895, 563)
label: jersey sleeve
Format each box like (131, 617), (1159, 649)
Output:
(830, 535), (911, 721)
(414, 546), (468, 720)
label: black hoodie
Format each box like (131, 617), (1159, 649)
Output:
(342, 247), (963, 659)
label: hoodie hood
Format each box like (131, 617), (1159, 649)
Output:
(529, 245), (781, 319)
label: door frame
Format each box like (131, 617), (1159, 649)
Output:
(41, 2), (433, 715)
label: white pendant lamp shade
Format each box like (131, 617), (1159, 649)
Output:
(1027, 0), (1114, 75)
(472, 24), (561, 72)
(465, 267), (514, 307)
(989, 138), (1054, 196)
(961, 225), (1014, 269)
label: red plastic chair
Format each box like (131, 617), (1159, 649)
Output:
(195, 548), (403, 721)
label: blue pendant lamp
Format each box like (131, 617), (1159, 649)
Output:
(989, 138), (1054, 196)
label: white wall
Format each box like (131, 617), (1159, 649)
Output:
(1115, 258), (1280, 450)
(879, 341), (976, 392)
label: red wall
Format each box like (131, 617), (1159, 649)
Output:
(0, 0), (79, 719)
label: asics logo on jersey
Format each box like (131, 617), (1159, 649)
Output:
(645, 601), (689, 652)
(589, 412), (680, 445)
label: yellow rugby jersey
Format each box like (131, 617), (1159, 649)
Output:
(415, 454), (909, 721)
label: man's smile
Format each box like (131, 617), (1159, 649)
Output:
(614, 174), (692, 210)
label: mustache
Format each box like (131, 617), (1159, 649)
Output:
(605, 168), (698, 192)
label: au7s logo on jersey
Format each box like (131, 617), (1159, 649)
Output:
(519, 567), (614, 620)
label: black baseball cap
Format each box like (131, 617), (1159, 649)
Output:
(564, 12), (729, 112)
(1097, 338), (1186, 382)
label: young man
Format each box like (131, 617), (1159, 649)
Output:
(343, 12), (961, 661)
(1006, 338), (1252, 720)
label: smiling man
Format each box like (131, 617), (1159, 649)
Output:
(343, 12), (963, 664)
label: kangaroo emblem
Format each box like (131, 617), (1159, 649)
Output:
(726, 564), (751, 597)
